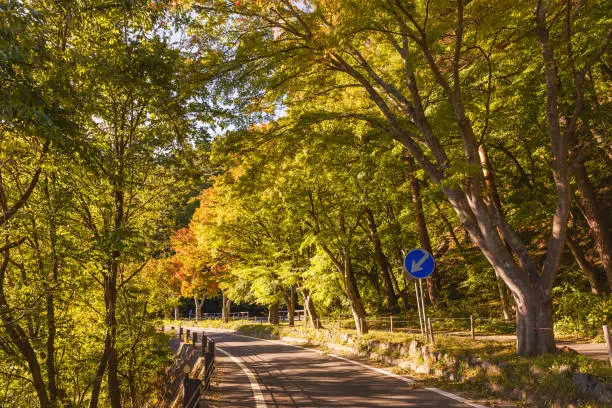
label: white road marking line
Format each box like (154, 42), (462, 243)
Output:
(216, 345), (267, 408)
(325, 353), (415, 384)
(195, 328), (490, 407)
(424, 387), (489, 408)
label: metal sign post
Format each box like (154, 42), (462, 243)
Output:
(404, 249), (435, 343)
(419, 279), (428, 342)
(414, 281), (424, 336)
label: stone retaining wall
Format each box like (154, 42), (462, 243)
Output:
(157, 343), (205, 408)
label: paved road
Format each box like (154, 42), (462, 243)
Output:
(187, 329), (486, 408)
(556, 341), (610, 360)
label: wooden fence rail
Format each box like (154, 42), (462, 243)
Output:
(173, 330), (216, 408)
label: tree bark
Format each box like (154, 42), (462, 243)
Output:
(342, 252), (369, 334)
(89, 324), (112, 408)
(194, 296), (203, 320)
(566, 235), (604, 295)
(0, 252), (51, 408)
(127, 354), (137, 408)
(46, 285), (58, 406)
(174, 305), (179, 321)
(89, 269), (121, 408)
(406, 156), (439, 304)
(478, 145), (504, 212)
(268, 302), (279, 325)
(285, 286), (295, 326)
(385, 206), (411, 314)
(364, 208), (398, 311)
(299, 288), (320, 328)
(478, 145), (513, 321)
(515, 291), (556, 356)
(46, 246), (59, 406)
(92, 147), (125, 407)
(574, 161), (612, 291)
(105, 269), (121, 408)
(222, 291), (231, 323)
(44, 176), (60, 406)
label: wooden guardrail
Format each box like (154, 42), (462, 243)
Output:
(164, 325), (216, 408)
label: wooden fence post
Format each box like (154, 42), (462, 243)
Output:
(201, 335), (208, 356)
(203, 339), (215, 391)
(470, 315), (475, 340)
(603, 325), (612, 367)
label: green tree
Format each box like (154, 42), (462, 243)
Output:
(195, 0), (610, 355)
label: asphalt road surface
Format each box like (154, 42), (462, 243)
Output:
(187, 329), (487, 408)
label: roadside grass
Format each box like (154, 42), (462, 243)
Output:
(236, 324), (281, 338)
(186, 319), (612, 407)
(421, 351), (612, 408)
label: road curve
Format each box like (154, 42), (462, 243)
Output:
(187, 328), (486, 408)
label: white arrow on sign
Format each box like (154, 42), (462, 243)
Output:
(410, 251), (430, 273)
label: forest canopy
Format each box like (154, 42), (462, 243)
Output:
(0, 0), (610, 406)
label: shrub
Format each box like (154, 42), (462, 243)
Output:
(553, 285), (611, 337)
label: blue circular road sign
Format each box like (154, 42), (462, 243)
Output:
(404, 249), (435, 279)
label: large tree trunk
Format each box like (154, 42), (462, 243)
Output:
(342, 253), (369, 334)
(364, 208), (398, 311)
(574, 161), (612, 291)
(194, 296), (203, 320)
(268, 302), (279, 325)
(478, 145), (513, 321)
(566, 235), (604, 295)
(516, 291), (556, 356)
(222, 291), (231, 323)
(406, 156), (439, 304)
